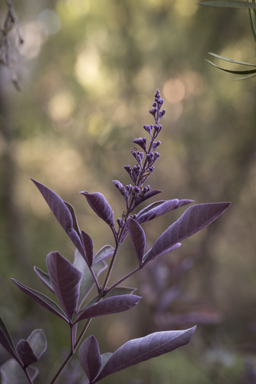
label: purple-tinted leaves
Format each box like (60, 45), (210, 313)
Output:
(80, 191), (115, 228)
(128, 218), (146, 266)
(75, 295), (141, 323)
(143, 243), (182, 265)
(93, 327), (196, 382)
(137, 199), (194, 225)
(64, 201), (81, 237)
(11, 279), (69, 322)
(33, 266), (54, 294)
(78, 336), (102, 382)
(16, 340), (38, 368)
(132, 189), (162, 210)
(31, 179), (85, 258)
(93, 245), (115, 265)
(46, 251), (82, 322)
(81, 231), (94, 267)
(84, 287), (137, 309)
(0, 317), (19, 363)
(143, 202), (230, 265)
(0, 359), (38, 384)
(73, 250), (107, 309)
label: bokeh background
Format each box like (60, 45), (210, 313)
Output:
(1, 0), (256, 383)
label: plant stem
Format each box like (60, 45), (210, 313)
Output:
(24, 367), (33, 384)
(106, 266), (141, 295)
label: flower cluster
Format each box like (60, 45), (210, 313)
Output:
(113, 90), (166, 227)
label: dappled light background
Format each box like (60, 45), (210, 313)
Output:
(1, 0), (256, 382)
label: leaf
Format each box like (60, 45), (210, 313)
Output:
(142, 243), (182, 265)
(136, 199), (194, 224)
(81, 231), (94, 267)
(79, 336), (102, 382)
(27, 329), (47, 360)
(33, 267), (54, 294)
(0, 359), (38, 384)
(84, 287), (137, 309)
(46, 251), (82, 322)
(80, 191), (115, 228)
(16, 340), (38, 368)
(144, 203), (230, 264)
(93, 245), (115, 265)
(128, 218), (146, 266)
(0, 317), (19, 362)
(73, 250), (107, 309)
(93, 327), (196, 382)
(248, 0), (256, 42)
(75, 295), (141, 323)
(206, 59), (256, 76)
(64, 201), (81, 238)
(31, 179), (85, 257)
(11, 279), (69, 322)
(208, 52), (256, 66)
(132, 189), (162, 209)
(199, 1), (256, 9)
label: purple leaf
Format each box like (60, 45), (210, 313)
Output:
(83, 287), (137, 309)
(128, 218), (146, 266)
(0, 359), (38, 384)
(143, 243), (181, 265)
(93, 326), (196, 382)
(75, 295), (141, 323)
(31, 179), (85, 258)
(27, 329), (47, 360)
(132, 189), (162, 210)
(144, 202), (230, 264)
(64, 201), (81, 237)
(93, 245), (114, 265)
(16, 340), (38, 368)
(80, 191), (115, 228)
(81, 231), (94, 267)
(78, 336), (102, 382)
(11, 279), (69, 322)
(46, 251), (82, 322)
(137, 199), (194, 224)
(33, 266), (54, 294)
(0, 317), (19, 363)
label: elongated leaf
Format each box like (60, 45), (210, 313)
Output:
(206, 59), (256, 75)
(208, 52), (256, 66)
(136, 199), (193, 225)
(144, 203), (230, 264)
(249, 2), (256, 41)
(11, 279), (69, 322)
(93, 245), (115, 265)
(93, 327), (196, 382)
(128, 218), (146, 266)
(80, 191), (115, 228)
(0, 359), (38, 384)
(75, 295), (141, 323)
(81, 231), (94, 267)
(46, 251), (82, 322)
(16, 340), (38, 368)
(84, 287), (137, 309)
(132, 189), (162, 210)
(199, 1), (256, 9)
(31, 179), (85, 257)
(64, 201), (81, 238)
(0, 317), (19, 363)
(73, 250), (107, 309)
(143, 243), (182, 265)
(27, 329), (47, 360)
(33, 266), (54, 294)
(79, 336), (102, 382)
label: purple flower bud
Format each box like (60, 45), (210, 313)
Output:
(152, 141), (161, 151)
(134, 186), (140, 194)
(112, 180), (129, 201)
(124, 165), (131, 174)
(149, 108), (157, 117)
(149, 166), (155, 172)
(154, 152), (160, 162)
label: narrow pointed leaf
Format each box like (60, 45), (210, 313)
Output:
(136, 199), (194, 225)
(31, 179), (85, 257)
(128, 218), (146, 266)
(80, 191), (115, 228)
(208, 52), (256, 66)
(73, 250), (107, 309)
(93, 245), (115, 265)
(0, 317), (19, 362)
(94, 327), (196, 382)
(75, 295), (141, 323)
(83, 287), (137, 309)
(233, 73), (256, 80)
(16, 340), (38, 368)
(132, 189), (162, 209)
(33, 266), (54, 294)
(64, 201), (81, 238)
(27, 329), (47, 360)
(79, 336), (102, 382)
(81, 231), (94, 267)
(206, 59), (256, 75)
(0, 359), (38, 384)
(199, 1), (256, 9)
(11, 279), (69, 322)
(143, 243), (182, 265)
(145, 203), (230, 263)
(46, 251), (82, 321)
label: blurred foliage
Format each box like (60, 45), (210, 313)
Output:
(1, 0), (256, 383)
